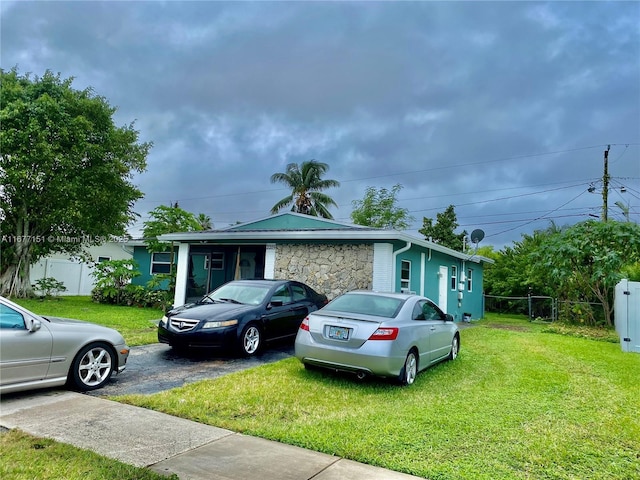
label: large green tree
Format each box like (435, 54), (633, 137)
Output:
(142, 203), (205, 257)
(0, 69), (150, 297)
(270, 160), (340, 219)
(418, 205), (467, 251)
(483, 227), (560, 299)
(351, 184), (414, 230)
(531, 220), (640, 327)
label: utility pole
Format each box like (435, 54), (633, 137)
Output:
(602, 145), (610, 221)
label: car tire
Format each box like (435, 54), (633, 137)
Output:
(399, 350), (418, 386)
(448, 334), (460, 361)
(239, 323), (262, 356)
(68, 342), (115, 391)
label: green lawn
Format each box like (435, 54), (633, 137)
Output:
(13, 296), (163, 346)
(3, 299), (639, 479)
(115, 318), (640, 480)
(0, 429), (177, 480)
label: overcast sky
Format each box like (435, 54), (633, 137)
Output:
(2, 1), (639, 249)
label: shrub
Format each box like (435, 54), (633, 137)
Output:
(91, 259), (141, 305)
(32, 277), (67, 298)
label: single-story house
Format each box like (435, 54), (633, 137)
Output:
(131, 213), (492, 321)
(30, 241), (133, 295)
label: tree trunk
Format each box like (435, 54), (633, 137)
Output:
(0, 216), (35, 297)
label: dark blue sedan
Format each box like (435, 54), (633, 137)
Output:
(158, 279), (328, 355)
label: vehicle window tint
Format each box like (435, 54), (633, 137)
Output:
(412, 301), (426, 320)
(0, 304), (26, 329)
(271, 285), (292, 304)
(422, 302), (442, 320)
(291, 284), (307, 302)
(325, 294), (403, 318)
(210, 284), (270, 305)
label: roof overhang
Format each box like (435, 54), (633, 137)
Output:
(157, 229), (493, 264)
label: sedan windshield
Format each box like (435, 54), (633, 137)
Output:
(324, 294), (403, 318)
(204, 284), (271, 306)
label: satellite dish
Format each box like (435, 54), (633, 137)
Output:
(470, 229), (485, 244)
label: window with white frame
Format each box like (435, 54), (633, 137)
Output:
(204, 252), (224, 270)
(400, 260), (411, 291)
(467, 269), (473, 292)
(450, 265), (457, 290)
(151, 252), (172, 274)
(97, 256), (111, 263)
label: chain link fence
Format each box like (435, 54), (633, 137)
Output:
(484, 295), (606, 325)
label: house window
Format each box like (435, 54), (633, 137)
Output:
(400, 260), (411, 291)
(204, 252), (224, 270)
(151, 252), (172, 274)
(450, 266), (457, 290)
(97, 256), (111, 263)
(467, 269), (473, 292)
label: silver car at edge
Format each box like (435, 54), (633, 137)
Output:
(294, 291), (459, 385)
(0, 295), (129, 394)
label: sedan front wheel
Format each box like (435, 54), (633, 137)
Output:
(69, 342), (115, 391)
(239, 324), (262, 356)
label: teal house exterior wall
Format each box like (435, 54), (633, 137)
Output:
(131, 246), (173, 290)
(392, 243), (485, 321)
(131, 246), (152, 286)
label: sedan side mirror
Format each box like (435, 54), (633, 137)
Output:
(269, 300), (284, 308)
(27, 318), (41, 333)
(445, 314), (454, 323)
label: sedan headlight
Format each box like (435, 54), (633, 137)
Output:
(202, 319), (238, 329)
(160, 315), (168, 327)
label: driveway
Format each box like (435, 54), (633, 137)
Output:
(88, 341), (295, 396)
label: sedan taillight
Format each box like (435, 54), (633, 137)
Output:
(369, 327), (399, 340)
(300, 317), (310, 331)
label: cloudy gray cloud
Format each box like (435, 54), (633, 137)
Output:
(2, 1), (638, 248)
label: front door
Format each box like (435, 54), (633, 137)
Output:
(438, 266), (448, 313)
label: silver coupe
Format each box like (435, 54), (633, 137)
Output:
(294, 291), (459, 385)
(0, 296), (129, 394)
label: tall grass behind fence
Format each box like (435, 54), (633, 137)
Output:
(484, 295), (605, 325)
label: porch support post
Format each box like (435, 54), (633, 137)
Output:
(173, 243), (190, 307)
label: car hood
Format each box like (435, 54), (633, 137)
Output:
(168, 302), (256, 321)
(43, 316), (127, 343)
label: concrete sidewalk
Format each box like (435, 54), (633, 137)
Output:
(0, 390), (421, 480)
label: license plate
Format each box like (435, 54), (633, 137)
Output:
(328, 326), (350, 340)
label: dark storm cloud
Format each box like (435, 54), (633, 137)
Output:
(1, 1), (638, 248)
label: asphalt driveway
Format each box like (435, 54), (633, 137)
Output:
(87, 341), (295, 396)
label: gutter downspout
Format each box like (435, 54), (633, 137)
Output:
(392, 241), (411, 292)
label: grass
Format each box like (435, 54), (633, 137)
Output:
(0, 429), (177, 480)
(113, 315), (640, 480)
(12, 296), (163, 346)
(3, 300), (638, 479)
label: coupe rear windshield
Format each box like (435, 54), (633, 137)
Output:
(324, 294), (403, 318)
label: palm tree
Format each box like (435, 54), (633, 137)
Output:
(270, 160), (340, 219)
(196, 213), (212, 230)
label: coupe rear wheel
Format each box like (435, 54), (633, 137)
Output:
(240, 324), (262, 356)
(399, 350), (418, 386)
(69, 342), (115, 391)
(448, 335), (460, 361)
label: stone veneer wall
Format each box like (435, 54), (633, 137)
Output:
(274, 243), (374, 300)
